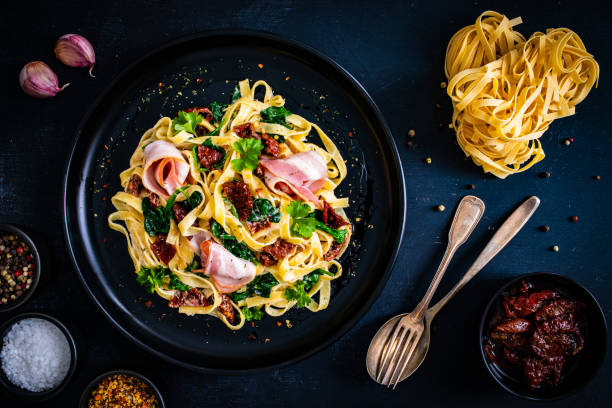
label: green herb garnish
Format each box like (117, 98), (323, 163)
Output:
(231, 137), (264, 171)
(209, 117), (227, 136)
(209, 219), (258, 264)
(260, 106), (293, 129)
(136, 266), (167, 294)
(248, 198), (281, 223)
(285, 200), (346, 244)
(241, 306), (264, 321)
(172, 110), (202, 135)
(169, 272), (191, 291)
(185, 255), (201, 272)
(283, 281), (311, 308)
(223, 198), (240, 219)
(209, 102), (228, 123)
(191, 139), (226, 172)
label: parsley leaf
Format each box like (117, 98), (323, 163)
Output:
(231, 85), (241, 103)
(136, 266), (168, 294)
(169, 272), (191, 291)
(231, 273), (279, 301)
(248, 198), (281, 223)
(209, 219), (258, 264)
(260, 106), (293, 129)
(285, 200), (347, 243)
(231, 138), (264, 171)
(241, 306), (264, 321)
(284, 281), (311, 308)
(209, 102), (228, 123)
(172, 110), (202, 135)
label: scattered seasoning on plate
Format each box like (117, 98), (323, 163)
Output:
(440, 81), (447, 89)
(466, 184), (476, 190)
(436, 205), (446, 212)
(593, 175), (601, 180)
(1, 318), (71, 392)
(539, 225), (550, 232)
(408, 129), (416, 138)
(539, 171), (551, 178)
(551, 245), (559, 252)
(425, 157), (432, 164)
(0, 232), (35, 305)
(569, 215), (579, 222)
(88, 374), (159, 408)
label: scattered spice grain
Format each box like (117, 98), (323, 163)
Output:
(539, 225), (550, 232)
(88, 374), (158, 408)
(569, 216), (579, 222)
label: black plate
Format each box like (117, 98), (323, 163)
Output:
(63, 30), (405, 372)
(479, 272), (607, 400)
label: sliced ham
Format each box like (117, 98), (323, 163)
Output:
(199, 240), (256, 293)
(259, 151), (328, 209)
(142, 141), (189, 197)
(188, 231), (213, 254)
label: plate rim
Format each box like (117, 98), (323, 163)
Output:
(62, 28), (406, 373)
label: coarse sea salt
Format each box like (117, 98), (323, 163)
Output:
(1, 318), (71, 392)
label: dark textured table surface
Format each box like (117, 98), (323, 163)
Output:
(1, 0), (610, 406)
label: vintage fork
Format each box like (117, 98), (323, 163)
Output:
(374, 195), (485, 388)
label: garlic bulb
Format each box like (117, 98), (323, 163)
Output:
(54, 34), (96, 77)
(19, 61), (69, 98)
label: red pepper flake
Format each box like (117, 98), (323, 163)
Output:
(103, 238), (107, 244)
(251, 322), (255, 327)
(258, 63), (263, 69)
(145, 300), (152, 308)
(102, 184), (109, 188)
(196, 78), (203, 84)
(265, 338), (270, 343)
(276, 321), (282, 327)
(348, 132), (353, 138)
(247, 333), (256, 341)
(157, 82), (163, 88)
(569, 215), (579, 222)
(102, 197), (106, 201)
(285, 76), (290, 81)
(104, 145), (109, 150)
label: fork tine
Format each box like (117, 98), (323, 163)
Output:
(385, 329), (416, 387)
(391, 331), (422, 390)
(375, 320), (405, 383)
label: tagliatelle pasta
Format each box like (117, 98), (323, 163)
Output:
(445, 11), (599, 178)
(108, 79), (352, 330)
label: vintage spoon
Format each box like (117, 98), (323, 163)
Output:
(366, 196), (540, 387)
(367, 195), (485, 388)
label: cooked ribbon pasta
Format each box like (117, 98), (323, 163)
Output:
(445, 11), (599, 178)
(108, 79), (352, 330)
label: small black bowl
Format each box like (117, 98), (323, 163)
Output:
(79, 370), (166, 407)
(0, 313), (78, 402)
(479, 272), (607, 400)
(0, 224), (41, 312)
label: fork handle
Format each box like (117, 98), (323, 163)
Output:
(427, 196), (540, 318)
(411, 195), (485, 320)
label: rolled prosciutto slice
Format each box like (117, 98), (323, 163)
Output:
(259, 151), (328, 209)
(199, 240), (256, 293)
(142, 140), (189, 197)
(188, 230), (213, 254)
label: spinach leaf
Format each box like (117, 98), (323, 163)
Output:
(302, 268), (334, 292)
(185, 254), (201, 272)
(248, 198), (281, 223)
(260, 106), (293, 129)
(192, 139), (226, 172)
(209, 219), (258, 264)
(241, 306), (264, 321)
(185, 191), (203, 210)
(142, 186), (190, 236)
(209, 117), (227, 136)
(136, 266), (168, 294)
(231, 273), (279, 301)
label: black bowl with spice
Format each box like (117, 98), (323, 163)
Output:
(479, 272), (607, 400)
(0, 312), (78, 402)
(0, 224), (41, 312)
(79, 370), (165, 408)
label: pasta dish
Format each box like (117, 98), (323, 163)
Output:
(108, 79), (351, 330)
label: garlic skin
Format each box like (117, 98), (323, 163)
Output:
(54, 34), (96, 77)
(19, 61), (69, 98)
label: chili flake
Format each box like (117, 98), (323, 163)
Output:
(88, 374), (159, 408)
(258, 64), (263, 69)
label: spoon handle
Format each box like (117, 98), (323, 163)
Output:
(411, 195), (485, 320)
(427, 196), (540, 318)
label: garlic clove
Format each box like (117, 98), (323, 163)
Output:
(19, 61), (69, 98)
(54, 34), (96, 77)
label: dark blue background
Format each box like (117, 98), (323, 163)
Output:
(1, 0), (610, 406)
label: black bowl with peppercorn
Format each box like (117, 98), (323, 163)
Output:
(479, 273), (607, 400)
(0, 224), (41, 312)
(79, 370), (165, 408)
